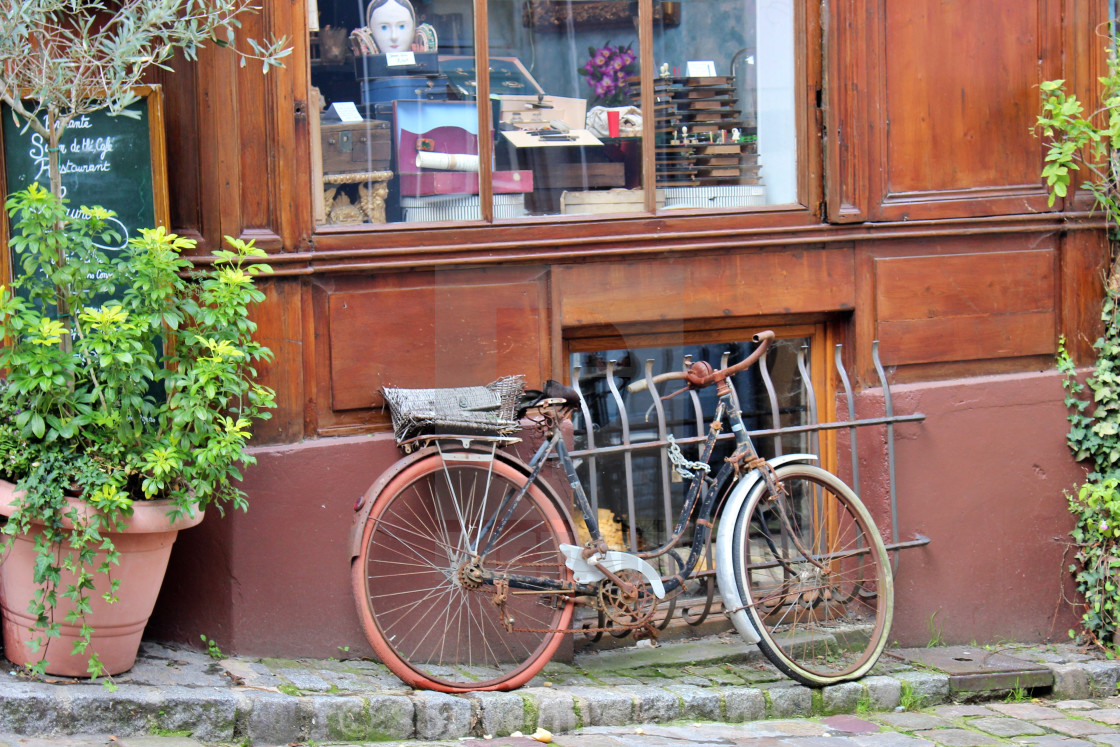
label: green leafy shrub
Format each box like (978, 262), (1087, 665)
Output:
(0, 184), (276, 678)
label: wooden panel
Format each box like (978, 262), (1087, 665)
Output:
(875, 249), (1057, 365)
(556, 246), (855, 328)
(877, 251), (1054, 319)
(324, 268), (550, 412)
(884, 1), (1042, 194)
(879, 313), (1055, 365)
(250, 277), (306, 443)
(1060, 227), (1111, 363)
(830, 0), (1065, 221)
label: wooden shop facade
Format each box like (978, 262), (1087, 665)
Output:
(4, 0), (1112, 655)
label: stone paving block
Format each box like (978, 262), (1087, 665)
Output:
(276, 668), (333, 693)
(1085, 661), (1120, 697)
(767, 686), (813, 718)
(412, 690), (472, 741)
(989, 703), (1063, 720)
(968, 716), (1047, 737)
(910, 728), (1000, 746)
(1011, 737), (1095, 747)
(364, 693), (415, 740)
(931, 705), (995, 718)
(238, 691), (301, 746)
(615, 685), (680, 723)
(822, 715), (881, 735)
(1055, 700), (1100, 710)
(730, 719), (815, 738)
(1043, 718), (1118, 737)
(718, 686), (766, 723)
(149, 686), (239, 743)
(852, 732), (935, 747)
(466, 691), (526, 736)
(1049, 666), (1092, 700)
(875, 712), (954, 731)
(0, 682), (67, 735)
(864, 676), (902, 712)
(781, 737), (850, 747)
(589, 674), (644, 687)
(762, 719), (830, 737)
(823, 682), (864, 716)
(1090, 737), (1120, 747)
(564, 687), (633, 727)
(664, 683), (721, 721)
(894, 671), (950, 707)
(1082, 707), (1120, 725)
(305, 694), (370, 742)
(60, 686), (163, 736)
(520, 687), (578, 734)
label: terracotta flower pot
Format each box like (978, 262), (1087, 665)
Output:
(0, 478), (204, 677)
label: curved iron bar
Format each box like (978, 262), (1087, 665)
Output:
(873, 341), (902, 572)
(605, 359), (638, 552)
(835, 343), (860, 498)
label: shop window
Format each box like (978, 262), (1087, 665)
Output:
(567, 328), (817, 552)
(309, 0), (799, 226)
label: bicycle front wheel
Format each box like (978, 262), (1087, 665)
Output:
(730, 464), (893, 686)
(352, 452), (575, 692)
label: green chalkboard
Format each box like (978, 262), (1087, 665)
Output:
(1, 86), (169, 253)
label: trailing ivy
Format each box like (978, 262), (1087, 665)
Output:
(1042, 36), (1120, 647)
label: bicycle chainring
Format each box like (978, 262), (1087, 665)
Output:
(598, 570), (658, 628)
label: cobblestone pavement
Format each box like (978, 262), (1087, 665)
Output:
(0, 634), (1118, 745)
(5, 697), (1120, 746)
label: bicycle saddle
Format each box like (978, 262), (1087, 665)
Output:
(517, 380), (580, 417)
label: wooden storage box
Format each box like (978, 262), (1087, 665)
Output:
(321, 120), (391, 174)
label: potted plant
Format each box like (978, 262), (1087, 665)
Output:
(0, 183), (276, 679)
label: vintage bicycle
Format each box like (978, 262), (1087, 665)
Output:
(349, 331), (893, 693)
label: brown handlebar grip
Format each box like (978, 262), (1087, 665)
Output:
(626, 370), (688, 394)
(684, 330), (775, 388)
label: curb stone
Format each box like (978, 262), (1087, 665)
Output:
(0, 640), (1118, 743)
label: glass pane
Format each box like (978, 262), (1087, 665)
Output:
(489, 0), (647, 217)
(569, 337), (811, 552)
(311, 0), (483, 225)
(652, 0), (797, 209)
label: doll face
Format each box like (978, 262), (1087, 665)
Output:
(370, 1), (415, 52)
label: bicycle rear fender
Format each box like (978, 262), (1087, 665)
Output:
(714, 454), (818, 645)
(348, 445), (577, 560)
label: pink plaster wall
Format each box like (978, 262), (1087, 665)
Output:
(149, 370), (1090, 656)
(848, 369), (1085, 647)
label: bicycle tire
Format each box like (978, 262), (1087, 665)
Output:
(352, 452), (575, 692)
(729, 464), (893, 687)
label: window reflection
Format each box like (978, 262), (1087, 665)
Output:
(309, 0), (797, 225)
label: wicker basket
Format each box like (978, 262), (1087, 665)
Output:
(381, 376), (525, 442)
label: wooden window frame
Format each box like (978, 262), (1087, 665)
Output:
(306, 0), (824, 250)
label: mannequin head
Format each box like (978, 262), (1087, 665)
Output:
(367, 0), (417, 53)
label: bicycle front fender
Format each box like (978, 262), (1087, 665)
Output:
(715, 454), (818, 645)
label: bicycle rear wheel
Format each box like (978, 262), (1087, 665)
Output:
(729, 464), (893, 686)
(352, 452), (575, 692)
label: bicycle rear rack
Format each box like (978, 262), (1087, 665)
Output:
(567, 340), (930, 636)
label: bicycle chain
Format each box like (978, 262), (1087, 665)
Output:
(476, 577), (672, 637)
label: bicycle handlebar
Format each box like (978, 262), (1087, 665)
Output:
(626, 330), (776, 394)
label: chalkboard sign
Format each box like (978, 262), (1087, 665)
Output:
(1, 85), (169, 253)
